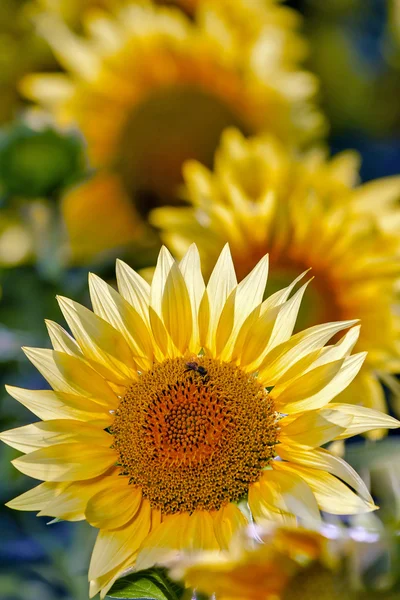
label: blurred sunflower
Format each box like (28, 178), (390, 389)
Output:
(2, 245), (398, 597)
(173, 525), (346, 600)
(151, 129), (400, 421)
(22, 0), (324, 259)
(174, 522), (400, 600)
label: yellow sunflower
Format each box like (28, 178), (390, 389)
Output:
(2, 245), (398, 597)
(22, 0), (323, 258)
(151, 129), (400, 421)
(174, 524), (370, 600)
(173, 525), (343, 600)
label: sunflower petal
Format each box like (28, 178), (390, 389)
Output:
(257, 320), (359, 385)
(162, 262), (192, 352)
(213, 503), (248, 550)
(12, 442), (116, 481)
(0, 420), (111, 453)
(276, 444), (373, 503)
(255, 468), (321, 523)
(279, 409), (352, 447)
(89, 499), (151, 580)
(135, 513), (190, 571)
(272, 359), (345, 411)
(22, 348), (117, 408)
(89, 273), (153, 370)
(276, 353), (367, 414)
(6, 482), (61, 511)
(45, 320), (83, 356)
(325, 403), (400, 439)
(57, 296), (136, 383)
(4, 386), (111, 425)
(116, 259), (151, 325)
(150, 246), (175, 318)
(86, 482), (142, 530)
(273, 462), (376, 514)
(184, 511), (219, 550)
(206, 244), (237, 352)
(179, 244), (206, 351)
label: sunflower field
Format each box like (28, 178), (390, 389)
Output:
(1, 1), (400, 599)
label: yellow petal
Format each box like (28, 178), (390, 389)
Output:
(273, 462), (376, 514)
(57, 296), (136, 384)
(45, 320), (83, 356)
(89, 273), (154, 371)
(149, 306), (178, 359)
(279, 409), (352, 447)
(89, 499), (152, 579)
(135, 512), (190, 571)
(162, 262), (192, 353)
(86, 482), (142, 530)
(179, 244), (206, 351)
(275, 353), (366, 414)
(0, 420), (111, 453)
(5, 386), (112, 424)
(21, 73), (73, 106)
(248, 480), (297, 526)
(258, 320), (358, 385)
(6, 482), (61, 511)
(35, 13), (100, 78)
(255, 468), (320, 523)
(22, 348), (117, 408)
(206, 244), (237, 353)
(240, 281), (310, 371)
(272, 359), (345, 411)
(276, 444), (373, 504)
(213, 503), (248, 550)
(90, 555), (136, 599)
(150, 246), (175, 318)
(116, 259), (151, 326)
(184, 511), (220, 551)
(325, 403), (400, 439)
(12, 442), (116, 481)
(38, 472), (112, 521)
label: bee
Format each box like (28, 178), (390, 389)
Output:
(184, 361), (208, 376)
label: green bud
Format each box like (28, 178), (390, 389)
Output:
(0, 123), (86, 199)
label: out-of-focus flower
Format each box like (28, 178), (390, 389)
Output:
(173, 525), (343, 600)
(0, 213), (33, 267)
(0, 0), (57, 125)
(21, 0), (324, 243)
(0, 123), (85, 199)
(152, 129), (400, 424)
(172, 523), (399, 600)
(2, 244), (399, 597)
(0, 122), (87, 269)
(62, 172), (144, 262)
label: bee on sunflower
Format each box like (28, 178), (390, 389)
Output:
(1, 245), (398, 597)
(22, 0), (324, 261)
(151, 129), (400, 424)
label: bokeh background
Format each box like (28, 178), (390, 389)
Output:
(1, 1), (400, 599)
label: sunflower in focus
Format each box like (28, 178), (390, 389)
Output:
(173, 525), (348, 600)
(2, 245), (398, 597)
(22, 0), (324, 259)
(152, 129), (400, 421)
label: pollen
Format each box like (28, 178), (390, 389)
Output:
(111, 356), (278, 514)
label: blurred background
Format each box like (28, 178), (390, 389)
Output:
(1, 1), (400, 599)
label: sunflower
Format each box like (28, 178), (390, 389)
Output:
(22, 0), (323, 253)
(151, 129), (400, 421)
(173, 524), (360, 600)
(2, 245), (398, 597)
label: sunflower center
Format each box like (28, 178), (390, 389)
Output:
(111, 356), (278, 514)
(118, 86), (249, 213)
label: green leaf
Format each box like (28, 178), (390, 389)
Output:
(106, 568), (184, 600)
